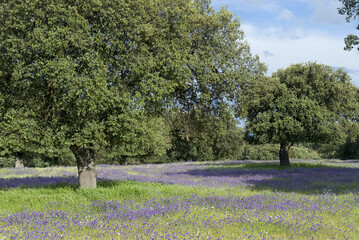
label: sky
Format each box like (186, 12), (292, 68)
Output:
(211, 0), (359, 86)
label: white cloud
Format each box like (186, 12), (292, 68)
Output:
(308, 0), (347, 25)
(242, 23), (359, 85)
(276, 9), (295, 21)
(212, 0), (278, 12)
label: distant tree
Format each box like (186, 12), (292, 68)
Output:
(213, 120), (246, 160)
(166, 0), (265, 161)
(0, 64), (44, 168)
(338, 122), (359, 159)
(102, 115), (171, 165)
(0, 0), (263, 188)
(338, 0), (359, 51)
(0, 109), (42, 168)
(166, 110), (246, 162)
(167, 110), (225, 161)
(240, 62), (359, 166)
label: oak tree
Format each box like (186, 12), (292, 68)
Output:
(241, 62), (358, 166)
(0, 0), (263, 187)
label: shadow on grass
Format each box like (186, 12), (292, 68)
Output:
(0, 176), (78, 190)
(184, 161), (359, 195)
(3, 161), (359, 195)
(0, 176), (124, 190)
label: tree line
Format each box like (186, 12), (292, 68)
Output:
(1, 0), (358, 188)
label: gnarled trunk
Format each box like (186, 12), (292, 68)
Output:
(70, 145), (97, 189)
(15, 152), (24, 169)
(279, 143), (291, 166)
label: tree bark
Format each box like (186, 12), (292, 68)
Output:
(279, 143), (291, 166)
(15, 152), (24, 169)
(120, 155), (127, 165)
(70, 145), (97, 189)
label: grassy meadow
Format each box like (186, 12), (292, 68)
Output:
(1, 160), (359, 239)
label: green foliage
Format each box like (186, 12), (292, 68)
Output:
(0, 148), (75, 168)
(0, 0), (263, 176)
(213, 123), (246, 160)
(97, 116), (171, 164)
(159, 0), (264, 162)
(240, 142), (335, 162)
(0, 157), (14, 168)
(242, 144), (279, 160)
(0, 0), (195, 161)
(32, 148), (76, 167)
(240, 144), (321, 161)
(167, 129), (215, 162)
(0, 107), (47, 167)
(171, 3), (265, 115)
(289, 146), (321, 160)
(0, 109), (40, 154)
(311, 121), (359, 159)
(240, 62), (359, 162)
(166, 110), (246, 161)
(340, 140), (359, 159)
(338, 122), (359, 159)
(338, 0), (359, 51)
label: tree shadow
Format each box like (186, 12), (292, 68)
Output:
(187, 160), (278, 167)
(183, 161), (359, 195)
(3, 161), (359, 195)
(0, 176), (78, 190)
(0, 176), (123, 190)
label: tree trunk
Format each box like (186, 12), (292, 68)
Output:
(15, 152), (24, 169)
(120, 155), (127, 165)
(70, 145), (97, 189)
(279, 143), (291, 166)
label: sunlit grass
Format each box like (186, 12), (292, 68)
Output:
(0, 180), (248, 214)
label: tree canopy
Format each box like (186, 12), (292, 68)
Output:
(338, 0), (359, 51)
(240, 62), (359, 166)
(0, 0), (263, 188)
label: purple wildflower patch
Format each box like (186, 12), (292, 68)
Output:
(1, 193), (358, 239)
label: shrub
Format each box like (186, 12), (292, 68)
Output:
(290, 146), (321, 160)
(0, 157), (15, 168)
(242, 144), (279, 160)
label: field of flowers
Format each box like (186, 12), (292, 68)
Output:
(1, 160), (359, 239)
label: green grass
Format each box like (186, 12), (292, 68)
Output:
(0, 180), (247, 214)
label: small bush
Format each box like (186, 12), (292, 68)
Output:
(290, 146), (321, 160)
(0, 157), (15, 168)
(242, 144), (279, 160)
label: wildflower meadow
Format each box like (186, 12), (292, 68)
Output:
(1, 160), (359, 239)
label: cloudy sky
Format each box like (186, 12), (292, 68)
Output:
(211, 0), (359, 85)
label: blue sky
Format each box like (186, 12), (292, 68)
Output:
(211, 0), (359, 85)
